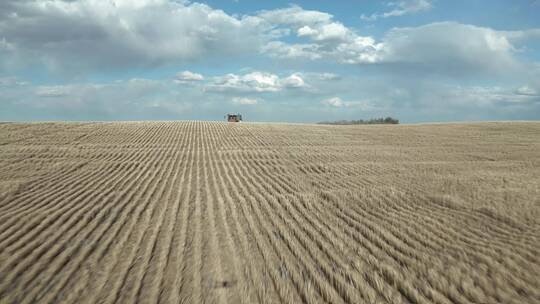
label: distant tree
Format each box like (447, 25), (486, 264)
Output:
(383, 117), (399, 124)
(318, 117), (399, 125)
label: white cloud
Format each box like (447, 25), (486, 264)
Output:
(257, 5), (332, 28)
(297, 26), (318, 37)
(0, 0), (267, 71)
(322, 97), (344, 107)
(0, 76), (27, 87)
(310, 73), (341, 80)
(334, 36), (384, 64)
(261, 41), (322, 60)
(211, 72), (280, 92)
(361, 0), (433, 21)
(378, 22), (528, 75)
(320, 97), (379, 109)
(262, 35), (383, 64)
(258, 5), (383, 64)
(175, 71), (204, 83)
(0, 37), (14, 51)
(436, 85), (540, 107)
(281, 73), (306, 88)
(515, 86), (538, 96)
(206, 71), (307, 92)
(232, 97), (259, 105)
(5, 78), (196, 119)
(298, 23), (349, 41)
(36, 86), (71, 98)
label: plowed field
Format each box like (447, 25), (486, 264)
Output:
(0, 121), (539, 303)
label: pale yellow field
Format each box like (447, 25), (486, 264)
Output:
(0, 121), (539, 304)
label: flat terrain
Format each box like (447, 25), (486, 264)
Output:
(0, 121), (539, 304)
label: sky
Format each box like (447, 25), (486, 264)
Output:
(1, 0), (540, 123)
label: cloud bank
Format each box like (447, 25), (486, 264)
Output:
(2, 1), (537, 75)
(0, 0), (266, 71)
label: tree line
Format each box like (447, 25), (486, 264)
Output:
(318, 117), (399, 125)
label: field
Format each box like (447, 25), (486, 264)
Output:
(0, 121), (539, 304)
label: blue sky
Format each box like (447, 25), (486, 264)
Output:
(1, 0), (540, 122)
